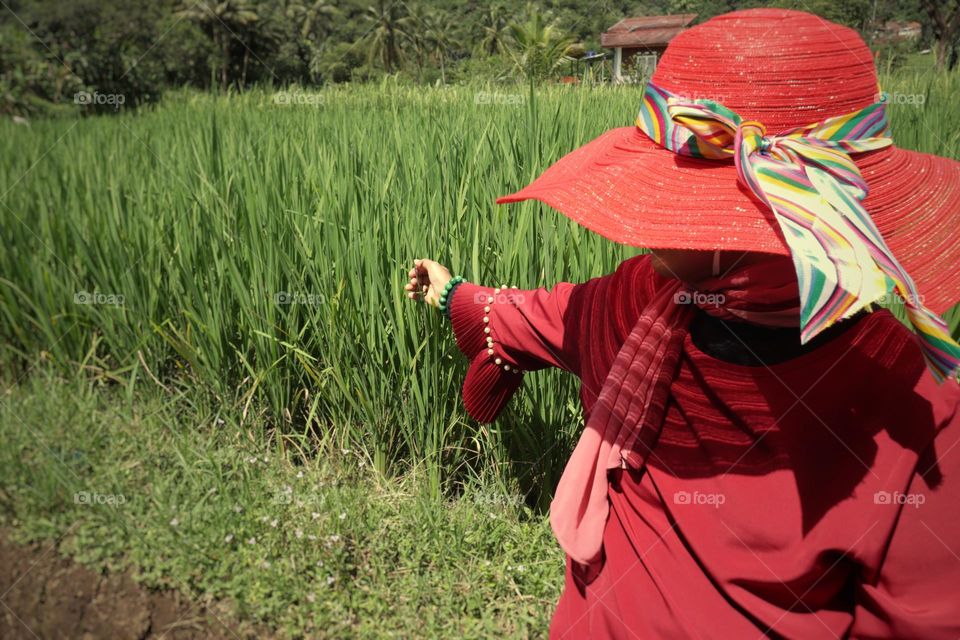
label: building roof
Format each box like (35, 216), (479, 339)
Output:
(600, 14), (697, 49)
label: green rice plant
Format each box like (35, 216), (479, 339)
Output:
(1, 72), (958, 501)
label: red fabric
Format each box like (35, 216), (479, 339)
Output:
(550, 280), (691, 567)
(550, 256), (804, 568)
(448, 254), (960, 638)
(449, 282), (579, 422)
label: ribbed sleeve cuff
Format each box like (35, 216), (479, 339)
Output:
(462, 355), (525, 423)
(449, 282), (493, 359)
(447, 282), (525, 424)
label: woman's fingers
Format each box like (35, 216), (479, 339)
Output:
(404, 262), (427, 302)
(405, 259), (449, 307)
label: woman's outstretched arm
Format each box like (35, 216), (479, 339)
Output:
(405, 258), (581, 423)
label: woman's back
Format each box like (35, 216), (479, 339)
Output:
(444, 253), (960, 638)
(551, 257), (960, 638)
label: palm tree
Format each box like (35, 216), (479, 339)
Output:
(300, 0), (340, 38)
(507, 7), (576, 81)
(402, 2), (430, 79)
(425, 13), (454, 84)
(478, 4), (509, 56)
(175, 0), (260, 90)
(404, 5), (454, 83)
(363, 0), (408, 73)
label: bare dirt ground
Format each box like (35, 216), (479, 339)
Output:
(0, 529), (271, 640)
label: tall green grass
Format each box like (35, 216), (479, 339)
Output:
(1, 74), (958, 500)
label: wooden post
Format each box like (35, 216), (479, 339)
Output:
(613, 47), (623, 83)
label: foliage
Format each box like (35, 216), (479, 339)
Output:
(2, 75), (959, 502)
(0, 22), (83, 116)
(0, 373), (562, 637)
(0, 0), (942, 118)
(506, 5), (577, 81)
(361, 0), (408, 74)
(2, 0), (172, 114)
(919, 0), (960, 70)
(874, 38), (920, 72)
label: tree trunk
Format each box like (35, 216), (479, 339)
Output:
(386, 28), (396, 73)
(219, 32), (230, 91)
(922, 0), (960, 70)
(935, 37), (950, 69)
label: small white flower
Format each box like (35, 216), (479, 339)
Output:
(260, 560), (271, 569)
(224, 534), (234, 543)
(270, 519), (279, 528)
(263, 455), (270, 463)
(323, 534), (341, 549)
(316, 559), (324, 567)
(311, 512), (320, 520)
(295, 528), (304, 539)
(338, 512), (346, 520)
(169, 518), (179, 527)
(296, 471), (304, 479)
(307, 534), (318, 541)
(233, 504), (243, 513)
(516, 564), (525, 572)
(247, 456), (258, 464)
(247, 537), (257, 545)
(326, 575), (336, 586)
(306, 593), (316, 603)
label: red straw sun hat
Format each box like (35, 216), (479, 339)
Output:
(497, 8), (960, 315)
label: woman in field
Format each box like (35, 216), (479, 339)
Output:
(405, 9), (960, 639)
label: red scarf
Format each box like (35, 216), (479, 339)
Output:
(550, 258), (801, 567)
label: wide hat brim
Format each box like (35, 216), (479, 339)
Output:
(497, 126), (960, 315)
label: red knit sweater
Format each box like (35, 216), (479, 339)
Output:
(448, 254), (960, 639)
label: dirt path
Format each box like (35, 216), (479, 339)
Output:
(0, 529), (272, 640)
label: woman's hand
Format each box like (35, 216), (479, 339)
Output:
(405, 258), (452, 308)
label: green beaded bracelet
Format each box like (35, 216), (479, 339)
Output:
(437, 275), (465, 314)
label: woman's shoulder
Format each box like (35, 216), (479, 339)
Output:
(612, 252), (660, 283)
(564, 253), (670, 347)
(837, 309), (960, 438)
(587, 252), (671, 302)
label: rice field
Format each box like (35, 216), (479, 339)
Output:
(2, 71), (960, 502)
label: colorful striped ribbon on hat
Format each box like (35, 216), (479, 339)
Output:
(636, 82), (960, 382)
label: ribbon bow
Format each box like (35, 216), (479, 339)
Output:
(637, 82), (960, 381)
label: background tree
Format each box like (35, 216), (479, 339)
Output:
(363, 0), (408, 73)
(299, 0), (340, 40)
(507, 5), (576, 81)
(921, 0), (960, 69)
(175, 0), (260, 90)
(0, 0), (944, 117)
(477, 4), (509, 56)
(422, 9), (454, 83)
